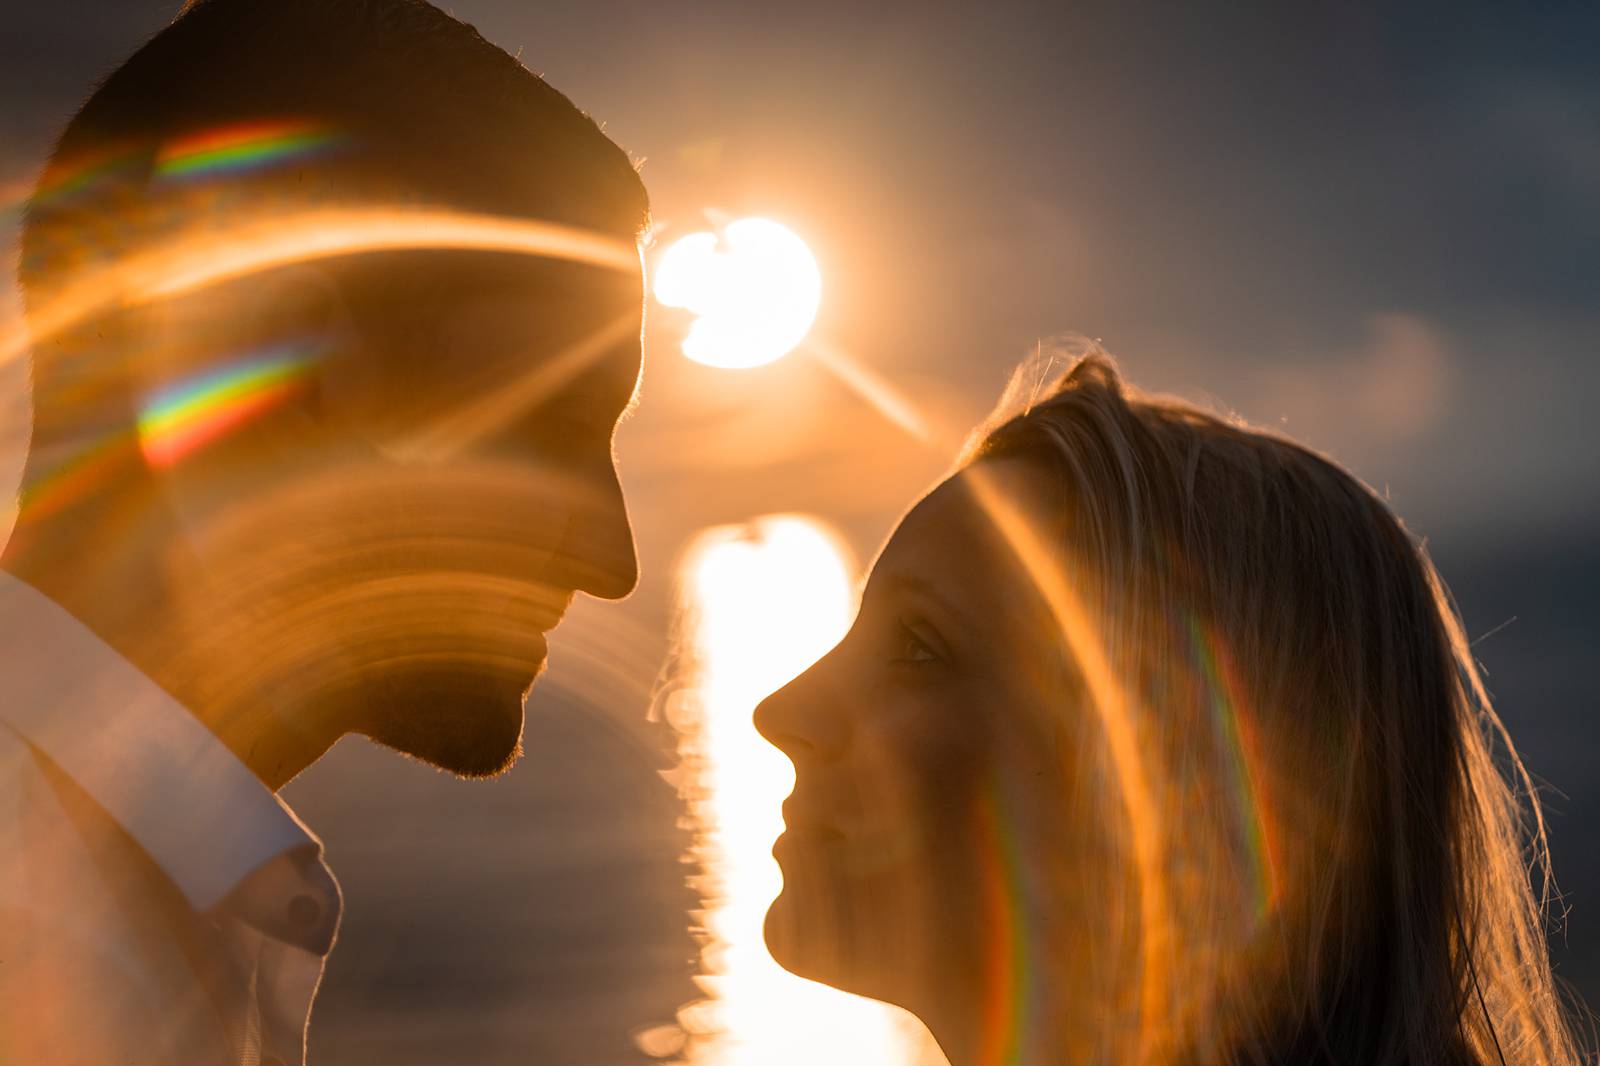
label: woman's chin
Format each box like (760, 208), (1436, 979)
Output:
(763, 883), (876, 997)
(763, 887), (839, 985)
(762, 889), (806, 973)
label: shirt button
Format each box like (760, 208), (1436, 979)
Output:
(288, 894), (322, 928)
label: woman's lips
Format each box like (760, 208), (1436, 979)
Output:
(780, 797), (845, 837)
(772, 826), (846, 865)
(779, 823), (845, 844)
(774, 800), (848, 858)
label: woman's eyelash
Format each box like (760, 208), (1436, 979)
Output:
(892, 620), (941, 664)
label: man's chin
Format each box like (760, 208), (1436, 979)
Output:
(357, 658), (539, 779)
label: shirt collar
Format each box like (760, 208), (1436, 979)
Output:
(0, 569), (330, 924)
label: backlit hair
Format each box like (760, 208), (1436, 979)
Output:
(16, 0), (648, 445)
(965, 343), (1586, 1064)
(22, 0), (649, 305)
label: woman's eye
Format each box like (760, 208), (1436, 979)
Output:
(892, 621), (940, 664)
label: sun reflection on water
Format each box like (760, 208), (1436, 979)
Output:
(659, 515), (944, 1066)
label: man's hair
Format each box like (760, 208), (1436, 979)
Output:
(19, 0), (649, 310)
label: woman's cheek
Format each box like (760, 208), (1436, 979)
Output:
(848, 685), (991, 873)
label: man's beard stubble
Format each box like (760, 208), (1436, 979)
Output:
(355, 654), (539, 779)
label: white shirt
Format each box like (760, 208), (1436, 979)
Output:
(0, 571), (341, 1065)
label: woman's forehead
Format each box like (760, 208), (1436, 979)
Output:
(873, 461), (1054, 609)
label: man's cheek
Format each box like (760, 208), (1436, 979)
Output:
(178, 461), (574, 590)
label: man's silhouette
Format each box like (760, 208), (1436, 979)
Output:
(0, 1), (648, 1061)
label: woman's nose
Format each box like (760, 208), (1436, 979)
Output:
(753, 656), (847, 765)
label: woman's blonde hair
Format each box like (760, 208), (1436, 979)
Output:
(963, 344), (1585, 1064)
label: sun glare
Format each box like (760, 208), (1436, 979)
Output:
(652, 218), (822, 369)
(659, 516), (943, 1066)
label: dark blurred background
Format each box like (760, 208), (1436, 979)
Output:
(4, 2), (1596, 1062)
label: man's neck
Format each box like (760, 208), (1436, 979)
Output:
(1, 475), (326, 790)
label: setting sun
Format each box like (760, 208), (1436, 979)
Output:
(652, 217), (822, 369)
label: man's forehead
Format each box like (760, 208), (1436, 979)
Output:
(356, 248), (641, 355)
(414, 249), (638, 300)
(326, 245), (639, 314)
(301, 246), (643, 439)
(563, 344), (643, 408)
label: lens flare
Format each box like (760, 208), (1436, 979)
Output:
(155, 119), (340, 183)
(1, 148), (140, 224)
(963, 466), (1174, 1059)
(386, 311), (640, 465)
(12, 427), (135, 526)
(663, 515), (942, 1066)
(1185, 613), (1280, 927)
(806, 337), (935, 444)
(2, 206), (640, 376)
(975, 783), (1031, 1066)
(1, 117), (339, 225)
(136, 339), (323, 467)
(652, 218), (821, 369)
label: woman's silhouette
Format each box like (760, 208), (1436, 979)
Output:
(755, 352), (1584, 1065)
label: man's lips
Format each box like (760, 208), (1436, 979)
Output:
(515, 599), (568, 632)
(513, 589), (573, 639)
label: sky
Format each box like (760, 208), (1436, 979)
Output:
(3, 2), (1598, 1062)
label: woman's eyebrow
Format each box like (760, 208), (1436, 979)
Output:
(884, 572), (969, 628)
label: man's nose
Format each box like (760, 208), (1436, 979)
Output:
(558, 463), (638, 601)
(753, 656), (846, 765)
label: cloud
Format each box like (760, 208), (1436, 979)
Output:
(1252, 311), (1455, 448)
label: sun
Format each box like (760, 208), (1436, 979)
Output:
(652, 217), (822, 369)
